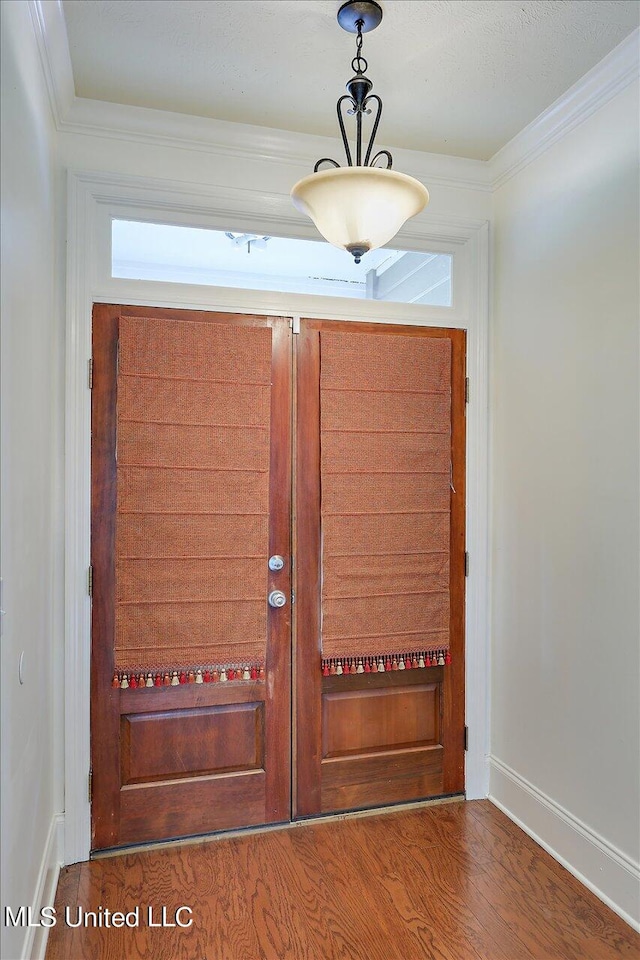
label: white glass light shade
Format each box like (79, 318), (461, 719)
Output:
(291, 166), (429, 257)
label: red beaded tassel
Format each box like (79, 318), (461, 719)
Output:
(115, 663), (264, 689)
(320, 650), (451, 676)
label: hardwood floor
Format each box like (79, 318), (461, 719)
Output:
(45, 800), (638, 960)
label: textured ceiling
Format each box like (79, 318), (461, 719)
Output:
(62, 0), (639, 161)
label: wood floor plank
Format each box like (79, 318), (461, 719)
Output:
(286, 819), (415, 959)
(190, 836), (265, 960)
(224, 831), (333, 960)
(381, 800), (500, 872)
(334, 816), (516, 960)
(44, 801), (640, 960)
(365, 809), (531, 960)
(45, 864), (82, 960)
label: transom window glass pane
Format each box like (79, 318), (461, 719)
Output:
(111, 220), (452, 307)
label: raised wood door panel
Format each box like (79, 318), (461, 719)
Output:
(322, 683), (440, 756)
(120, 701), (264, 785)
(295, 319), (466, 818)
(91, 304), (292, 850)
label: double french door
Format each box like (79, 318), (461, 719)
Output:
(90, 304), (466, 851)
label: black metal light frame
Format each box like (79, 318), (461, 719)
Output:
(314, 0), (393, 175)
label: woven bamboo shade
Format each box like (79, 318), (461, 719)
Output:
(114, 315), (271, 671)
(320, 331), (452, 662)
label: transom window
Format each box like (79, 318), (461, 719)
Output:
(112, 219), (453, 307)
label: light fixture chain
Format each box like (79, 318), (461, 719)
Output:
(352, 19), (367, 76)
(310, 6), (393, 171)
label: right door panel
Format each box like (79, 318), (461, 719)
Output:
(295, 320), (466, 817)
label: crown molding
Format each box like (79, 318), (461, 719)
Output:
(28, 3), (639, 196)
(60, 97), (493, 192)
(28, 0), (75, 125)
(489, 28), (640, 190)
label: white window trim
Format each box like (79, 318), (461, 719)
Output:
(65, 169), (490, 864)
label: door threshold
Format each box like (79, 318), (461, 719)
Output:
(91, 793), (465, 860)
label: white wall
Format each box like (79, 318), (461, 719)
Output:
(1, 2), (64, 958)
(490, 77), (640, 924)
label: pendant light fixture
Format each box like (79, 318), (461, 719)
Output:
(291, 0), (429, 264)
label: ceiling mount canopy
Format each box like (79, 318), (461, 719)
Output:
(291, 0), (429, 264)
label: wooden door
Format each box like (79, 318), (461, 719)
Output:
(91, 304), (292, 850)
(295, 320), (466, 816)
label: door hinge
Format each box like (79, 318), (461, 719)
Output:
(88, 768), (93, 803)
(291, 590), (295, 604)
(465, 377), (470, 404)
(88, 358), (93, 389)
(464, 726), (469, 752)
(464, 552), (469, 577)
(290, 315), (301, 335)
(88, 565), (94, 597)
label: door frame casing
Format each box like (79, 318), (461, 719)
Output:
(65, 169), (490, 864)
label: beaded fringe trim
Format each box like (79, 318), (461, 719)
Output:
(322, 650), (451, 676)
(112, 651), (451, 687)
(113, 664), (264, 689)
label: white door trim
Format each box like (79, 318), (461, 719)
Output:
(65, 169), (490, 864)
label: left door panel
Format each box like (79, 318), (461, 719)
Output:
(91, 304), (292, 850)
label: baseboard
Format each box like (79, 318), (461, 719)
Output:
(489, 757), (640, 932)
(21, 814), (64, 960)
